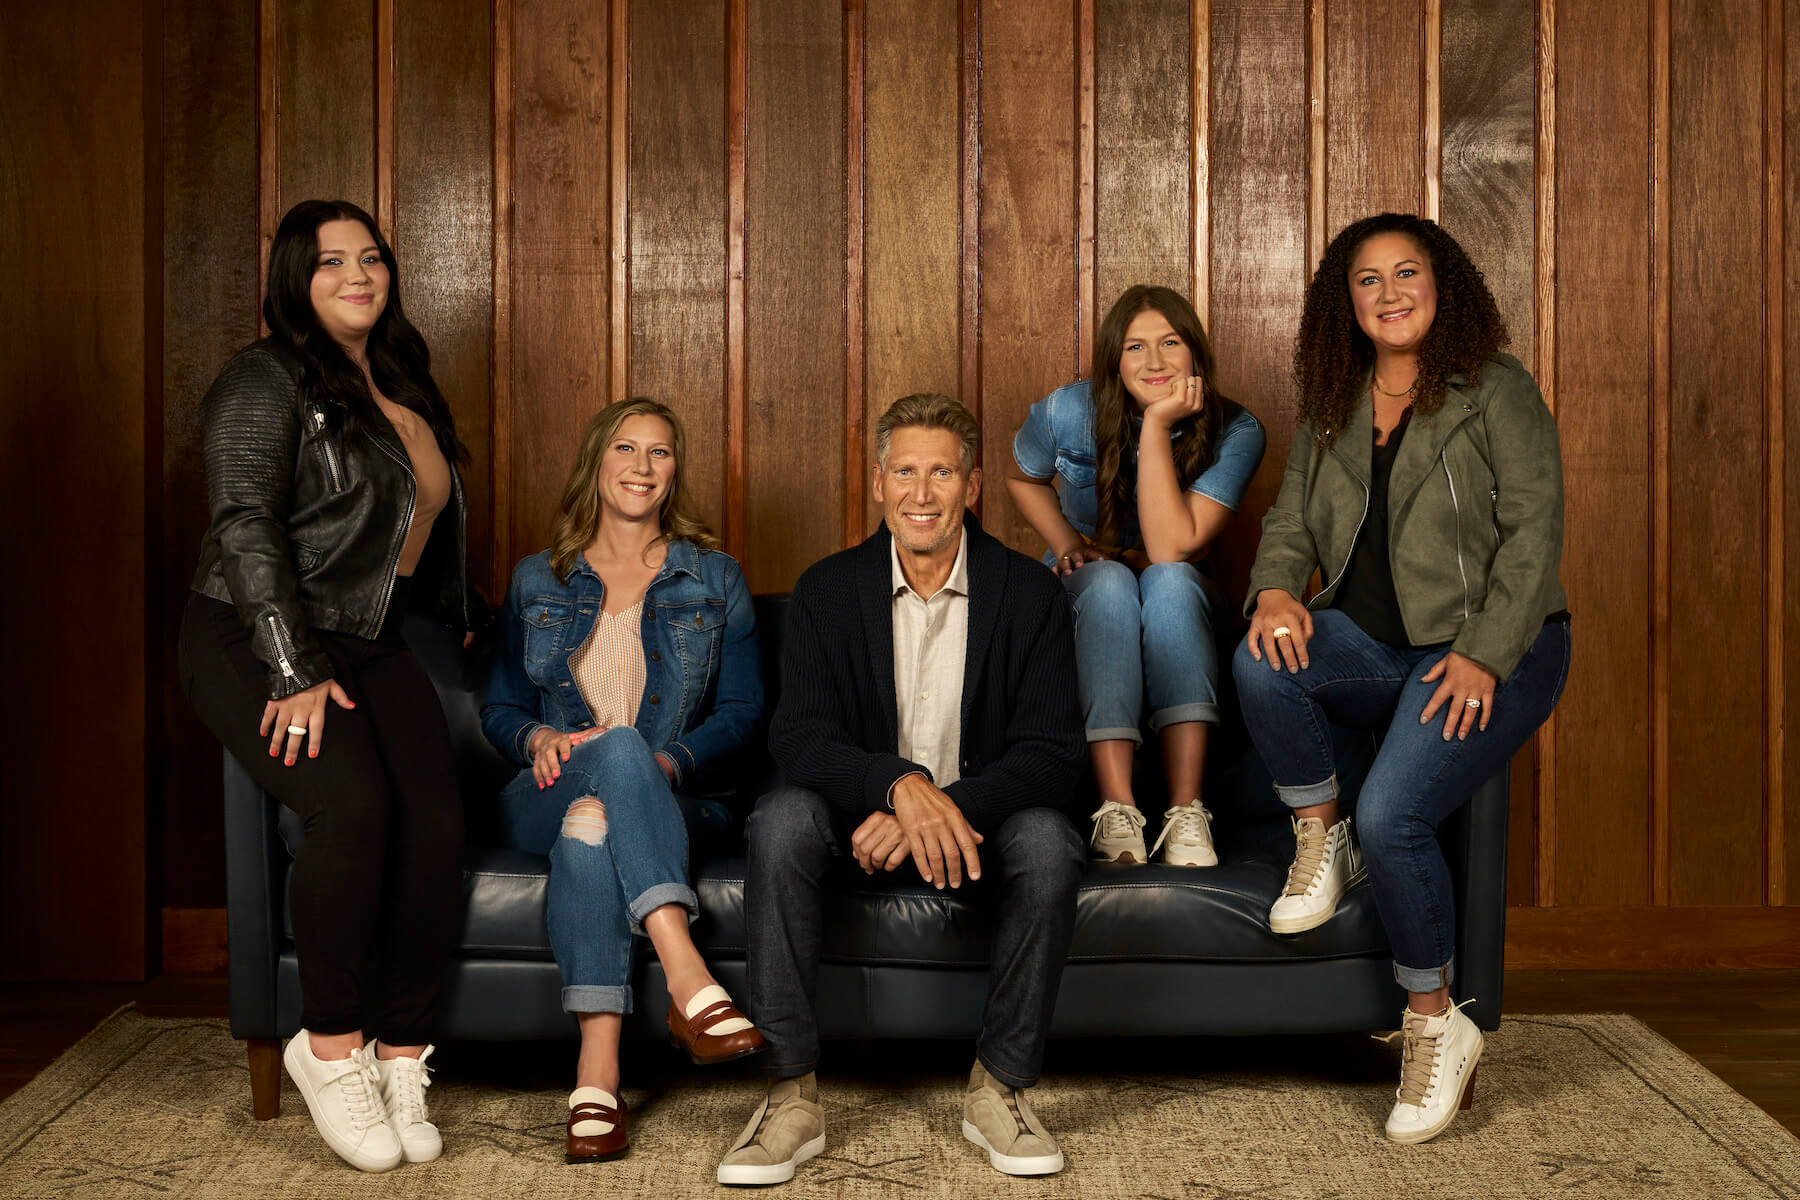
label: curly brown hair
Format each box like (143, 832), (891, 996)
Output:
(1293, 213), (1508, 446)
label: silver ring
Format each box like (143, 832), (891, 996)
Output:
(287, 723), (309, 736)
(1464, 698), (1482, 710)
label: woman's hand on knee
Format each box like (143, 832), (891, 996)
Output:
(259, 679), (355, 766)
(1246, 590), (1313, 673)
(1054, 539), (1101, 576)
(529, 727), (575, 789)
(1419, 651), (1498, 741)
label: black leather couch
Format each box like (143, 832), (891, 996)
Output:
(224, 595), (1509, 1119)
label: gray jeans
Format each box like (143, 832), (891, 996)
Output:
(745, 786), (1084, 1089)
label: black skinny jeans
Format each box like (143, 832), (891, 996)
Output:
(178, 587), (464, 1046)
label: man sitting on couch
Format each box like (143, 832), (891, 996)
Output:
(716, 393), (1087, 1184)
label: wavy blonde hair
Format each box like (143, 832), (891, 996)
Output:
(549, 398), (719, 580)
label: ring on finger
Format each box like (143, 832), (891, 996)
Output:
(1464, 698), (1482, 710)
(286, 724), (309, 735)
(1271, 626), (1293, 639)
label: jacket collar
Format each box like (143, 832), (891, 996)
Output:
(566, 535), (705, 589)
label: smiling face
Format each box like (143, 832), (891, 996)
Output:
(1348, 231), (1438, 355)
(1117, 308), (1196, 411)
(873, 424), (981, 557)
(307, 219), (389, 350)
(596, 413), (678, 525)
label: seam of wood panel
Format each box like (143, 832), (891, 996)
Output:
(144, 0), (167, 973)
(1533, 0), (1557, 907)
(1422, 0), (1441, 222)
(257, 0), (279, 335)
(1649, 0), (1672, 907)
(844, 0), (866, 551)
(1305, 0), (1325, 274)
(1190, 0), (1210, 329)
(725, 0), (748, 559)
(1076, 0), (1095, 374)
(1767, 0), (1787, 907)
(958, 0), (981, 425)
(376, 0), (395, 238)
(491, 0), (514, 600)
(610, 0), (629, 405)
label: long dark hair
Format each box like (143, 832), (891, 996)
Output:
(1090, 285), (1229, 547)
(262, 199), (463, 462)
(1293, 213), (1508, 446)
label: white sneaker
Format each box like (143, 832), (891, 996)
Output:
(1151, 803), (1217, 866)
(373, 1044), (442, 1163)
(1088, 801), (1147, 864)
(1268, 816), (1364, 933)
(1380, 1000), (1484, 1143)
(282, 1031), (404, 1172)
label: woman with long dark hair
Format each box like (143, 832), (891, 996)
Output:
(178, 199), (473, 1173)
(1006, 285), (1265, 868)
(1235, 213), (1570, 1143)
(483, 398), (765, 1165)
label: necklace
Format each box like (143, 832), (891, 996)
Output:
(1372, 373), (1416, 398)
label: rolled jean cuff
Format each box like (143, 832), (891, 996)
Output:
(1272, 776), (1338, 809)
(1085, 725), (1143, 746)
(562, 983), (630, 1015)
(760, 1057), (818, 1081)
(627, 882), (699, 933)
(976, 1048), (1037, 1091)
(1149, 702), (1221, 732)
(1393, 959), (1454, 993)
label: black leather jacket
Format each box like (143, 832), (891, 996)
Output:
(191, 343), (472, 698)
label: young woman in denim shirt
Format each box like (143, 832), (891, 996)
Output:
(1006, 285), (1265, 868)
(483, 399), (765, 1163)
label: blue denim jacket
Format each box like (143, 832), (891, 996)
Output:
(481, 538), (764, 788)
(1012, 377), (1266, 559)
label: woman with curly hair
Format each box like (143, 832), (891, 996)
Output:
(1007, 285), (1264, 867)
(1233, 214), (1570, 1143)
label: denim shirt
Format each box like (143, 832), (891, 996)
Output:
(1012, 378), (1266, 559)
(481, 538), (764, 788)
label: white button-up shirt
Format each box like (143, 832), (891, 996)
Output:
(891, 530), (969, 789)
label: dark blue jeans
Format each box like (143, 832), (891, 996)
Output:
(1232, 610), (1571, 992)
(744, 786), (1084, 1089)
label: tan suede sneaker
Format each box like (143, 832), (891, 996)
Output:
(961, 1060), (1064, 1176)
(716, 1074), (825, 1186)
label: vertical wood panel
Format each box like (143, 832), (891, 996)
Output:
(1650, 0), (1672, 903)
(744, 0), (844, 590)
(1785, 0), (1800, 903)
(1766, 0), (1788, 904)
(844, 0), (867, 548)
(725, 0), (749, 559)
(959, 0), (983, 422)
(1077, 0), (1097, 370)
(491, 0), (515, 596)
(1667, 0), (1766, 906)
(1325, 0), (1424, 231)
(610, 0), (629, 407)
(1422, 0), (1441, 220)
(0, 1), (147, 978)
(162, 0), (260, 912)
(396, 0), (494, 595)
(865, 0), (960, 530)
(1550, 0), (1653, 906)
(1208, 0), (1307, 587)
(979, 0), (1078, 554)
(278, 0), (374, 206)
(1191, 0), (1210, 327)
(376, 0), (395, 233)
(1094, 0), (1191, 313)
(628, 0), (728, 534)
(509, 0), (609, 558)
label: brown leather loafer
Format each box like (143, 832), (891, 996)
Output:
(666, 985), (765, 1065)
(566, 1087), (628, 1163)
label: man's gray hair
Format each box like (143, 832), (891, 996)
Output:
(875, 393), (980, 471)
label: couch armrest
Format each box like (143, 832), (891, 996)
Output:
(1444, 768), (1509, 1030)
(222, 749), (285, 1040)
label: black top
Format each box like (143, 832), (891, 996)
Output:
(1333, 409), (1414, 647)
(767, 514), (1087, 832)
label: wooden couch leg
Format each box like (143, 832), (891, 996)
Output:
(247, 1039), (281, 1120)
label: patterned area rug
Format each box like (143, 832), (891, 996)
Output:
(1, 1009), (1795, 1198)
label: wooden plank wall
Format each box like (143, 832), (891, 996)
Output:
(4, 0), (1793, 977)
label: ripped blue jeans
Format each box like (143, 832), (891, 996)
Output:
(496, 726), (703, 1015)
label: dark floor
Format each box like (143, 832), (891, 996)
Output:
(2, 971), (1795, 1136)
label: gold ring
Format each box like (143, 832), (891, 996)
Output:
(1271, 626), (1292, 639)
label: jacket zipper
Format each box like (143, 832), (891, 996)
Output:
(1311, 441), (1370, 609)
(1442, 457), (1471, 622)
(311, 410), (346, 492)
(266, 614), (298, 681)
(367, 434), (416, 634)
(1490, 487), (1502, 541)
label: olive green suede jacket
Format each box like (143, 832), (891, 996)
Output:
(1244, 352), (1567, 681)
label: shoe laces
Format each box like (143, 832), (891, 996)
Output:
(1281, 818), (1329, 897)
(1376, 999), (1476, 1108)
(1151, 804), (1212, 854)
(1090, 801), (1146, 842)
(338, 1048), (390, 1131)
(383, 1046), (433, 1125)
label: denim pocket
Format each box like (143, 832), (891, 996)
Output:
(522, 596), (574, 674)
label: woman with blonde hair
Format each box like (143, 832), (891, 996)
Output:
(483, 398), (765, 1163)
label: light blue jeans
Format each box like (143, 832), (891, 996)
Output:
(496, 726), (703, 1015)
(1065, 559), (1222, 743)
